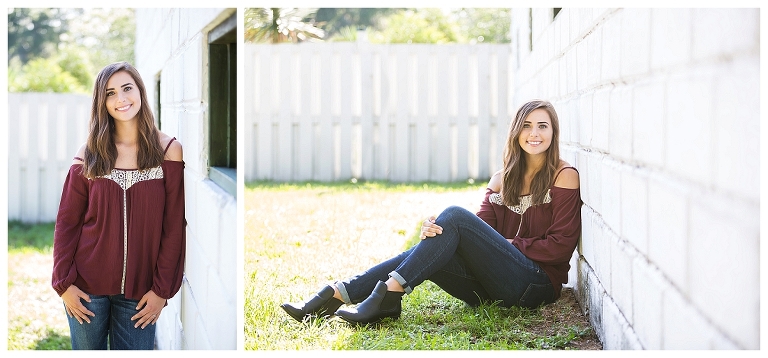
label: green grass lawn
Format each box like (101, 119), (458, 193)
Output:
(7, 221), (72, 350)
(8, 180), (598, 350)
(244, 180), (598, 350)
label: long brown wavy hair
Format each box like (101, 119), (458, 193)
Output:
(500, 99), (561, 207)
(82, 62), (164, 179)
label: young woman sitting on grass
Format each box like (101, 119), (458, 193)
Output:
(281, 99), (582, 325)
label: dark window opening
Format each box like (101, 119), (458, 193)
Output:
(554, 8), (561, 19)
(155, 76), (161, 129)
(208, 13), (237, 197)
(529, 8), (533, 52)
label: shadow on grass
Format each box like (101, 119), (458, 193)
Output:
(33, 329), (71, 350)
(337, 287), (595, 350)
(334, 213), (598, 350)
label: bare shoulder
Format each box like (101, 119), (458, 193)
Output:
(487, 170), (503, 192)
(72, 143), (86, 164)
(554, 161), (579, 189)
(158, 132), (183, 161)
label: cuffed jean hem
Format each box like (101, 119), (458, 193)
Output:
(334, 281), (352, 304)
(388, 271), (412, 294)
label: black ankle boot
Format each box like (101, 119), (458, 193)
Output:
(336, 281), (404, 325)
(281, 285), (344, 322)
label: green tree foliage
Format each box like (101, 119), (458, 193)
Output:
(314, 8), (402, 42)
(8, 8), (73, 64)
(63, 8), (135, 70)
(8, 57), (87, 93)
(55, 46), (96, 90)
(455, 8), (511, 44)
(7, 8), (134, 93)
(368, 8), (511, 44)
(244, 8), (324, 43)
(243, 8), (511, 45)
(368, 9), (460, 44)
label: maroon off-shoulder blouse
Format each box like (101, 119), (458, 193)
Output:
(475, 167), (582, 300)
(52, 141), (186, 300)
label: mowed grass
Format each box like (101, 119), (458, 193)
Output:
(244, 180), (599, 350)
(7, 221), (72, 350)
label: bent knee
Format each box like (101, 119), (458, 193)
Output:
(438, 205), (474, 222)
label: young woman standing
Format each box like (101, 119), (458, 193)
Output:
(52, 62), (186, 349)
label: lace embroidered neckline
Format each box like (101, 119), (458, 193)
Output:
(92, 165), (164, 191)
(489, 190), (552, 215)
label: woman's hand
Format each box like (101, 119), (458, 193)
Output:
(62, 284), (95, 324)
(131, 290), (167, 329)
(420, 216), (443, 240)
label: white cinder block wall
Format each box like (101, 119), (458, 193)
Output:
(135, 8), (237, 349)
(509, 8), (759, 349)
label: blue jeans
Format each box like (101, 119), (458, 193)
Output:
(66, 293), (155, 350)
(336, 206), (555, 308)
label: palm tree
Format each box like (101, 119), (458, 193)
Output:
(244, 8), (325, 44)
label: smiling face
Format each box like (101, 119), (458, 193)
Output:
(517, 108), (553, 157)
(105, 70), (141, 122)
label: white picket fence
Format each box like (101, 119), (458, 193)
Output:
(244, 42), (513, 183)
(10, 44), (514, 221)
(8, 93), (91, 223)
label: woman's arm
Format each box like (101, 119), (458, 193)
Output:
(151, 141), (186, 299)
(476, 170), (503, 229)
(52, 144), (89, 296)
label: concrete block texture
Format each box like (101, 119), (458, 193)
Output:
(511, 7), (759, 349)
(650, 9), (692, 71)
(713, 56), (760, 200)
(600, 15), (621, 83)
(594, 215), (613, 295)
(218, 201), (238, 297)
(664, 70), (715, 185)
(562, 48), (576, 95)
(578, 93), (594, 148)
(602, 296), (639, 349)
(585, 33), (602, 90)
(607, 86), (632, 160)
(203, 267), (238, 349)
(135, 8), (236, 350)
(631, 80), (665, 169)
(531, 8), (553, 46)
(662, 287), (736, 349)
(155, 293), (183, 350)
(565, 99), (580, 147)
(692, 8), (759, 61)
(647, 174), (689, 290)
(619, 9), (651, 78)
(586, 152), (603, 213)
(609, 235), (634, 326)
(631, 257), (667, 349)
(198, 180), (235, 269)
(579, 206), (596, 266)
(591, 89), (610, 152)
(191, 313), (213, 350)
(687, 197), (759, 349)
(620, 168), (648, 255)
(182, 47), (203, 102)
(578, 267), (605, 344)
(600, 159), (621, 235)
